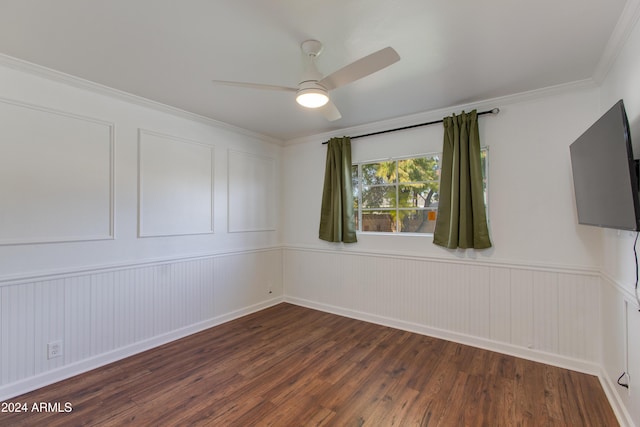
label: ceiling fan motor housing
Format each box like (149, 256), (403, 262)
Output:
(297, 41), (329, 108)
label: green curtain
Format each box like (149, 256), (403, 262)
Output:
(319, 137), (357, 243)
(433, 110), (492, 249)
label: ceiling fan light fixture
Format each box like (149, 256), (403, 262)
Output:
(296, 87), (329, 108)
(211, 41), (399, 122)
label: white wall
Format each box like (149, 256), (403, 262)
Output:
(284, 86), (603, 269)
(281, 11), (640, 424)
(0, 62), (282, 279)
(598, 9), (640, 426)
(3, 18), (639, 424)
(0, 60), (283, 399)
(282, 86), (608, 374)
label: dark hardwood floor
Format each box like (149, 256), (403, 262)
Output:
(0, 303), (618, 426)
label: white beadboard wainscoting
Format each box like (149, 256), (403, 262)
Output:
(0, 248), (283, 401)
(600, 272), (640, 427)
(283, 246), (602, 375)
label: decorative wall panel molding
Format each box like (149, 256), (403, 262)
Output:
(138, 129), (214, 237)
(0, 54), (283, 146)
(227, 150), (277, 232)
(0, 98), (114, 245)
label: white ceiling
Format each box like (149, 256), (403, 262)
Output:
(0, 0), (633, 142)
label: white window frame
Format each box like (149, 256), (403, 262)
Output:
(352, 147), (489, 235)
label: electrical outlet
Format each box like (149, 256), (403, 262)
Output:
(47, 341), (63, 359)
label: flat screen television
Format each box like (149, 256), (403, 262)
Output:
(569, 99), (640, 231)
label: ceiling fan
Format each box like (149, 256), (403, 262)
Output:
(211, 40), (400, 121)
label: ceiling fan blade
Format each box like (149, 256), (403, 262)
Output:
(211, 80), (297, 92)
(319, 99), (342, 121)
(319, 47), (400, 91)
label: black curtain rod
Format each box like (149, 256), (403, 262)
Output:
(323, 107), (500, 143)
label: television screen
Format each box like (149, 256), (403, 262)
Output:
(569, 99), (640, 231)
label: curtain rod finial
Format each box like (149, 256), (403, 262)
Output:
(491, 108), (500, 114)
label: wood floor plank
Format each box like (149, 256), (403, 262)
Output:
(482, 374), (516, 426)
(0, 303), (618, 426)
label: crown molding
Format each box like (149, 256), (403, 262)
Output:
(283, 78), (598, 146)
(0, 53), (284, 146)
(592, 0), (640, 83)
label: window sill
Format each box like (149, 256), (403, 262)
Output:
(357, 231), (434, 237)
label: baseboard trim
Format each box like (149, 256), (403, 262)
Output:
(285, 295), (634, 425)
(599, 366), (635, 427)
(0, 297), (284, 401)
(284, 296), (600, 376)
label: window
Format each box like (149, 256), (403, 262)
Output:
(352, 150), (487, 234)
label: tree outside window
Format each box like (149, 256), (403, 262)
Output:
(352, 150), (487, 234)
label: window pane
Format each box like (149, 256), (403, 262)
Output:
(361, 211), (395, 232)
(352, 164), (359, 210)
(353, 149), (487, 234)
(398, 184), (439, 208)
(351, 164), (359, 190)
(398, 156), (440, 183)
(398, 209), (437, 233)
(481, 150), (488, 195)
(361, 162), (396, 185)
(362, 185), (396, 208)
